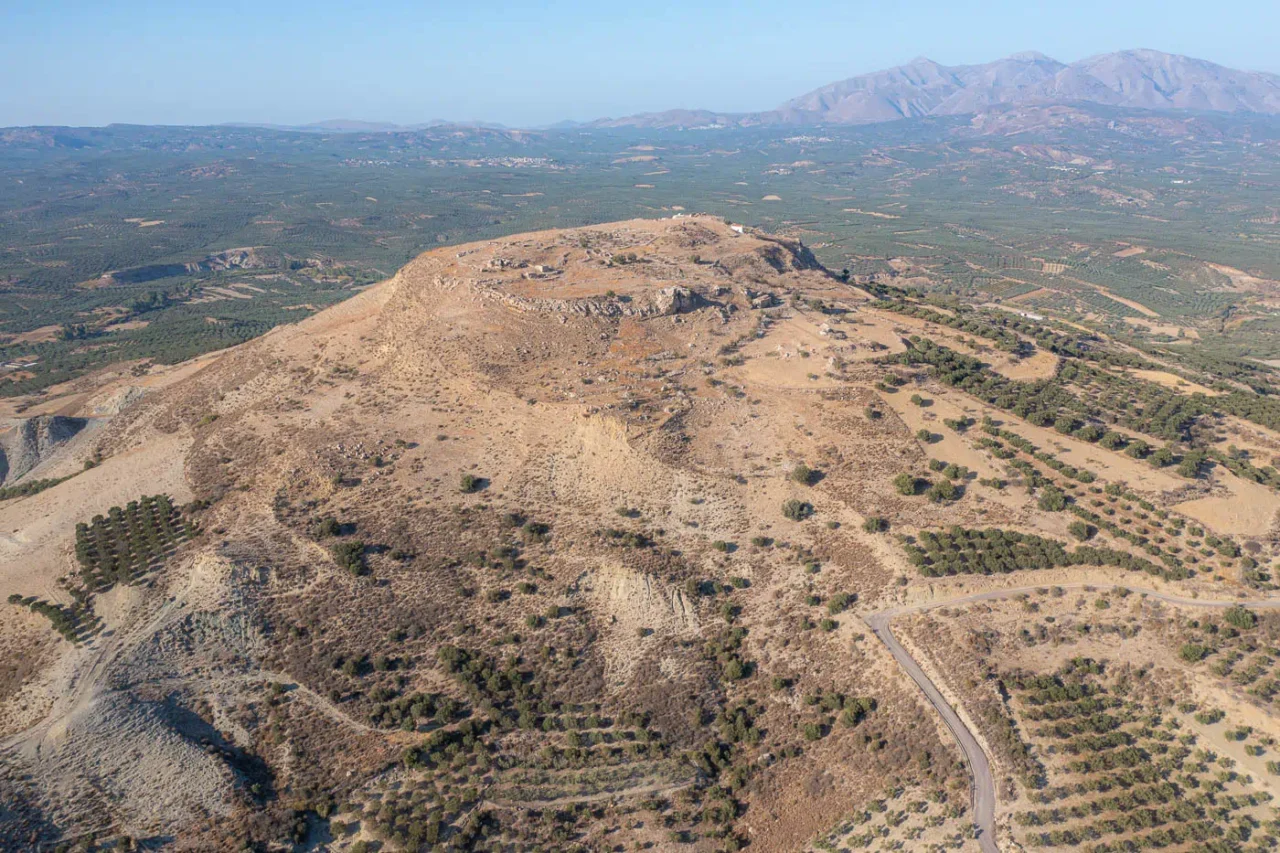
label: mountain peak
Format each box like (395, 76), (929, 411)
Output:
(598, 49), (1280, 130)
(904, 56), (943, 69)
(773, 48), (1280, 126)
(1004, 50), (1058, 63)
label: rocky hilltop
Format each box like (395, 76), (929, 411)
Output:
(6, 215), (1280, 851)
(0, 217), (975, 850)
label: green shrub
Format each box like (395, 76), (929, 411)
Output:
(827, 592), (852, 614)
(332, 540), (367, 575)
(791, 463), (818, 485)
(1099, 431), (1127, 450)
(926, 479), (958, 502)
(1067, 521), (1094, 541)
(1037, 487), (1067, 512)
(1180, 643), (1210, 663)
(782, 499), (815, 521)
(1224, 606), (1257, 630)
(893, 473), (921, 496)
(312, 516), (341, 538)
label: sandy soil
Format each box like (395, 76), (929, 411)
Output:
(1126, 367), (1220, 395)
(1175, 470), (1280, 537)
(8, 325), (62, 344)
(1207, 262), (1280, 293)
(996, 348), (1058, 381)
(0, 431), (192, 600)
(1122, 315), (1200, 339)
(841, 208), (901, 219)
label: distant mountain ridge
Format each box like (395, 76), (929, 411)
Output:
(592, 49), (1280, 128)
(222, 118), (512, 133)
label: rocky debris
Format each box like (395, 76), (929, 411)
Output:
(85, 385), (145, 417)
(741, 284), (780, 310)
(200, 247), (272, 272)
(652, 286), (704, 315)
(489, 284), (706, 319)
(0, 415), (88, 485)
(486, 256), (527, 270)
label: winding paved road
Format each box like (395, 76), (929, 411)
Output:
(864, 583), (1280, 853)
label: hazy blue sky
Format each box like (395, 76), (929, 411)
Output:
(2, 0), (1277, 127)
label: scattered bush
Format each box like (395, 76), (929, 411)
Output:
(791, 463), (818, 486)
(1037, 487), (1067, 512)
(782, 499), (815, 521)
(1067, 521), (1094, 541)
(926, 479), (958, 502)
(893, 473), (922, 496)
(1224, 605), (1257, 630)
(333, 540), (367, 575)
(1180, 643), (1210, 663)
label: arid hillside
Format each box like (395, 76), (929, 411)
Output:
(5, 215), (1280, 852)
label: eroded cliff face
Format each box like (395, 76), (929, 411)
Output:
(0, 415), (88, 485)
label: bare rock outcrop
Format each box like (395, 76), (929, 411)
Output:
(0, 415), (88, 485)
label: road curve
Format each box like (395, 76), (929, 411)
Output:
(865, 611), (1000, 853)
(864, 583), (1280, 853)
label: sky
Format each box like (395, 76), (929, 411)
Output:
(1, 0), (1278, 128)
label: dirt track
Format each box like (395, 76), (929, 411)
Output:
(865, 584), (1280, 853)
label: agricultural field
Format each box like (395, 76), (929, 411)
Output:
(899, 589), (1280, 852)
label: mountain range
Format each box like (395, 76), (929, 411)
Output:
(222, 118), (511, 133)
(590, 49), (1280, 128)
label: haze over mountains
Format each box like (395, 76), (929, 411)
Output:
(591, 49), (1280, 128)
(222, 118), (512, 133)
(15, 48), (1275, 135)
